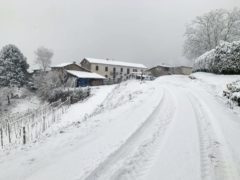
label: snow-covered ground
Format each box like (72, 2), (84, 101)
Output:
(191, 72), (240, 95)
(0, 88), (42, 117)
(0, 73), (240, 180)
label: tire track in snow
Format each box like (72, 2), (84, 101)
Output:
(110, 105), (174, 180)
(82, 88), (176, 180)
(188, 92), (240, 180)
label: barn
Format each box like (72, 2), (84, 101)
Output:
(66, 70), (106, 87)
(51, 62), (106, 87)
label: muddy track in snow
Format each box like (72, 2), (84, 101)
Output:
(188, 92), (240, 180)
(82, 88), (176, 180)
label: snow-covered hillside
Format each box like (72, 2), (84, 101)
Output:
(0, 74), (240, 180)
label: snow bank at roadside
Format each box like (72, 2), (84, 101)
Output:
(190, 72), (240, 108)
(190, 72), (240, 94)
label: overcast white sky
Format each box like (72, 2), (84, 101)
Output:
(0, 0), (240, 68)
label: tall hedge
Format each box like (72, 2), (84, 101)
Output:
(193, 41), (240, 74)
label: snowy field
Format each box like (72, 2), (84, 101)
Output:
(0, 73), (240, 180)
(0, 89), (42, 116)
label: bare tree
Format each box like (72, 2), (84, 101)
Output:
(35, 47), (54, 72)
(183, 8), (240, 60)
(33, 71), (62, 99)
(33, 70), (76, 100)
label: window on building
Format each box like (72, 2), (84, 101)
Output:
(96, 65), (99, 71)
(105, 75), (108, 78)
(121, 68), (123, 73)
(105, 67), (108, 71)
(133, 69), (137, 72)
(113, 67), (116, 79)
(163, 67), (169, 71)
(127, 68), (130, 74)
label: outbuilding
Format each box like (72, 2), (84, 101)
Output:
(146, 65), (192, 77)
(66, 70), (106, 87)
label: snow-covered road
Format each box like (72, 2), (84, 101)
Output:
(0, 74), (240, 180)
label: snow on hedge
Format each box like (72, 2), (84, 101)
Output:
(193, 49), (216, 72)
(193, 41), (240, 74)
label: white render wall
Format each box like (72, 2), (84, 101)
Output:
(90, 63), (145, 80)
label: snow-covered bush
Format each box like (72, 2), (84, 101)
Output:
(193, 41), (240, 74)
(48, 88), (90, 104)
(223, 80), (240, 106)
(226, 80), (240, 93)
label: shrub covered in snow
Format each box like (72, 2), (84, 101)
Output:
(223, 80), (240, 106)
(193, 41), (240, 74)
(48, 88), (90, 104)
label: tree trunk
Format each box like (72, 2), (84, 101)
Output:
(7, 95), (10, 105)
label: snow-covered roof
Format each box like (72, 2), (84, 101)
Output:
(52, 62), (78, 68)
(159, 65), (173, 68)
(84, 58), (147, 69)
(178, 66), (192, 68)
(66, 70), (106, 79)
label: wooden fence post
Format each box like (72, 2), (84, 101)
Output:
(42, 115), (46, 132)
(87, 88), (90, 97)
(52, 109), (55, 123)
(0, 127), (3, 148)
(7, 123), (11, 144)
(23, 126), (26, 145)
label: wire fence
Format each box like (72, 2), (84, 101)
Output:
(0, 86), (92, 149)
(0, 97), (71, 149)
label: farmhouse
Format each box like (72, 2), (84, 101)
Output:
(80, 58), (147, 82)
(51, 62), (89, 72)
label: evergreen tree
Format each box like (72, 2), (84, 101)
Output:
(0, 44), (29, 87)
